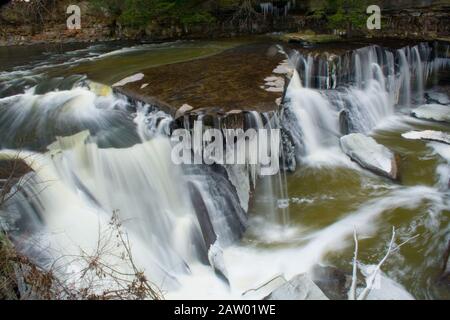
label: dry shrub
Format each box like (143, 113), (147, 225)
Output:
(0, 154), (163, 300)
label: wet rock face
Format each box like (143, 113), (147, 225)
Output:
(340, 133), (399, 180)
(338, 109), (357, 136)
(280, 129), (297, 172)
(0, 159), (32, 210)
(0, 159), (32, 181)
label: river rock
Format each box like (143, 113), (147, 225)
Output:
(175, 104), (194, 119)
(339, 109), (355, 136)
(359, 265), (415, 300)
(340, 133), (398, 180)
(411, 104), (450, 123)
(112, 73), (145, 87)
(425, 92), (450, 105)
(264, 274), (329, 300)
(402, 130), (450, 145)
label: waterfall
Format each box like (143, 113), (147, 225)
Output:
(398, 49), (411, 106)
(286, 72), (340, 161)
(2, 132), (211, 287)
(2, 39), (449, 299)
(260, 1), (295, 17)
(284, 42), (450, 165)
(412, 46), (424, 104)
(186, 164), (247, 248)
(0, 82), (267, 291)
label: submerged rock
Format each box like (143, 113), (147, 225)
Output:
(411, 104), (450, 123)
(311, 265), (351, 300)
(402, 130), (450, 145)
(264, 274), (329, 300)
(87, 81), (112, 96)
(340, 133), (398, 180)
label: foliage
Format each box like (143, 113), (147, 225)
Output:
(89, 0), (217, 27)
(323, 0), (367, 32)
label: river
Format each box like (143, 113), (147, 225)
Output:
(0, 37), (449, 300)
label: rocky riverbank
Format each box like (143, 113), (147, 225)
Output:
(0, 1), (449, 47)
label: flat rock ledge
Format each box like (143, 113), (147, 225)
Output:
(340, 133), (399, 180)
(411, 104), (450, 123)
(402, 130), (450, 145)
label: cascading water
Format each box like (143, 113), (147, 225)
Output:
(284, 73), (343, 164)
(0, 76), (262, 293)
(284, 42), (450, 165)
(1, 131), (210, 289)
(1, 38), (450, 300)
(397, 49), (411, 106)
(0, 82), (139, 149)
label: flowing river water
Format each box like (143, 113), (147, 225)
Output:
(0, 37), (449, 300)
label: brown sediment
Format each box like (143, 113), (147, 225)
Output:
(116, 42), (286, 116)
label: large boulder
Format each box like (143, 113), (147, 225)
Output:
(264, 274), (329, 300)
(340, 133), (399, 180)
(402, 130), (450, 145)
(411, 104), (450, 123)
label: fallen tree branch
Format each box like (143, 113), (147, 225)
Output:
(348, 227), (358, 300)
(357, 227), (396, 300)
